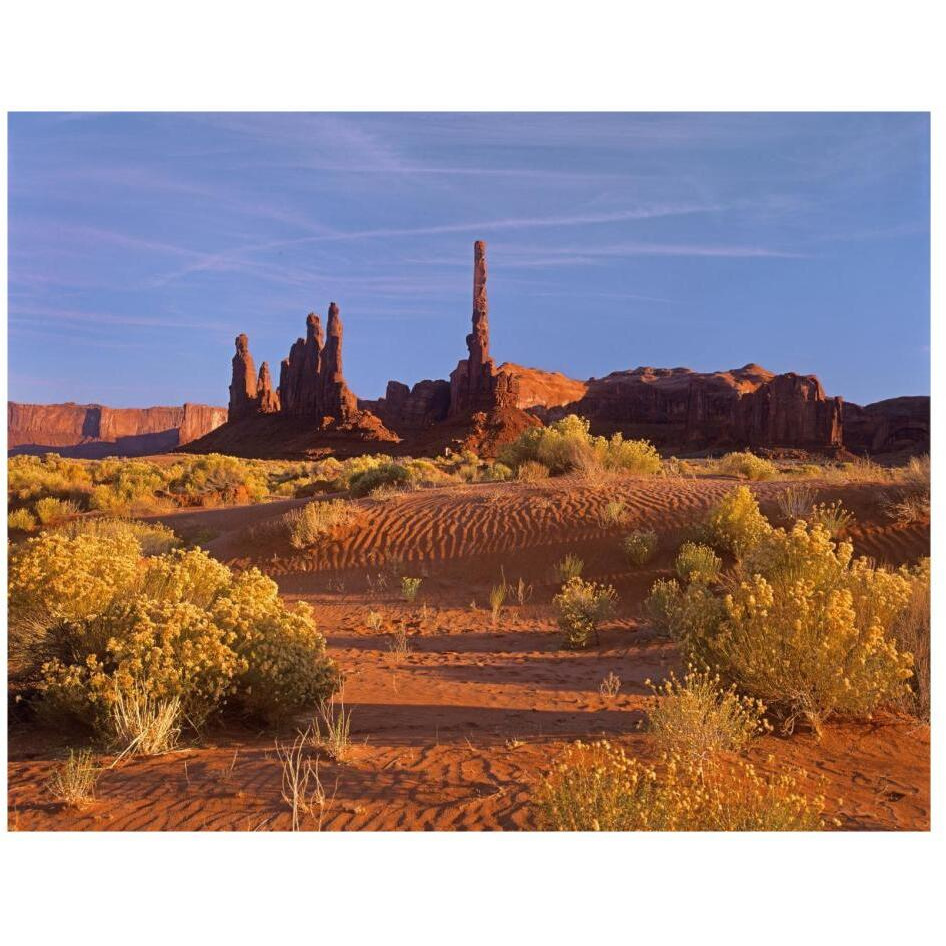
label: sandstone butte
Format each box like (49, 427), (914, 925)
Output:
(7, 402), (227, 459)
(182, 240), (928, 460)
(8, 241), (928, 460)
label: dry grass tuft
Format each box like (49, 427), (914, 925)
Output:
(46, 748), (100, 807)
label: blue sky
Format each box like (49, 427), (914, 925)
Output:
(8, 112), (929, 408)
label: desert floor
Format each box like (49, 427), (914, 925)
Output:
(8, 473), (930, 830)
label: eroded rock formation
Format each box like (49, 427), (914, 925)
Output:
(8, 402), (227, 458)
(228, 334), (258, 421)
(257, 363), (280, 414)
(843, 397), (930, 454)
(518, 363), (844, 450)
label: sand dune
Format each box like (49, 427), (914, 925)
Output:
(8, 473), (929, 831)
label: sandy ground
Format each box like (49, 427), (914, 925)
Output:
(8, 474), (930, 831)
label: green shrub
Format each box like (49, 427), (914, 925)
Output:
(643, 577), (724, 641)
(674, 542), (721, 583)
(622, 529), (657, 565)
(603, 435), (661, 475)
(718, 451), (778, 481)
(283, 500), (359, 549)
(705, 486), (771, 557)
(535, 741), (828, 831)
(166, 454), (268, 507)
(349, 463), (410, 497)
(552, 577), (617, 648)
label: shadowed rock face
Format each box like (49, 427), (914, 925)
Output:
(843, 396), (930, 454)
(228, 334), (258, 421)
(515, 363), (845, 450)
(256, 362), (280, 414)
(8, 402), (227, 457)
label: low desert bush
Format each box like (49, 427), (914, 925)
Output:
(501, 415), (660, 477)
(674, 542), (722, 583)
(705, 485), (771, 557)
(601, 499), (627, 526)
(535, 741), (827, 831)
(882, 455), (930, 524)
(891, 559), (930, 721)
(555, 553), (585, 582)
(516, 460), (550, 483)
(552, 577), (617, 648)
(166, 454), (268, 507)
(349, 463), (410, 498)
(776, 484), (816, 520)
(46, 748), (100, 807)
(10, 533), (340, 742)
(718, 451), (778, 481)
(807, 499), (855, 538)
(8, 508), (38, 533)
(643, 577), (724, 641)
(58, 516), (180, 556)
(677, 521), (918, 731)
(283, 499), (359, 549)
(35, 496), (80, 525)
(646, 667), (770, 761)
(622, 530), (657, 566)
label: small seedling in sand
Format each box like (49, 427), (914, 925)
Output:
(388, 624), (411, 663)
(514, 577), (533, 607)
(365, 572), (389, 594)
(600, 671), (622, 700)
(505, 736), (525, 750)
(308, 696), (354, 762)
(365, 610), (384, 632)
(47, 748), (100, 808)
(808, 499), (855, 538)
(555, 554), (585, 583)
(401, 576), (422, 602)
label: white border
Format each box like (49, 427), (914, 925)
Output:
(1, 1), (941, 943)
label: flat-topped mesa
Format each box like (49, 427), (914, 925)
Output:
(256, 362), (280, 414)
(320, 302), (359, 424)
(228, 334), (259, 421)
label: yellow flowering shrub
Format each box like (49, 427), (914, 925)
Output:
(40, 597), (243, 732)
(646, 667), (770, 761)
(705, 485), (772, 557)
(139, 548), (233, 608)
(10, 531), (339, 740)
(686, 521), (916, 730)
(717, 451), (778, 481)
(535, 741), (828, 831)
(499, 415), (660, 476)
(213, 570), (340, 723)
(674, 542), (722, 582)
(8, 530), (142, 628)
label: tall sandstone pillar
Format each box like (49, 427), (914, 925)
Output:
(228, 334), (258, 421)
(321, 302), (358, 423)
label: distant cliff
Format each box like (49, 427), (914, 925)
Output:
(8, 402), (227, 458)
